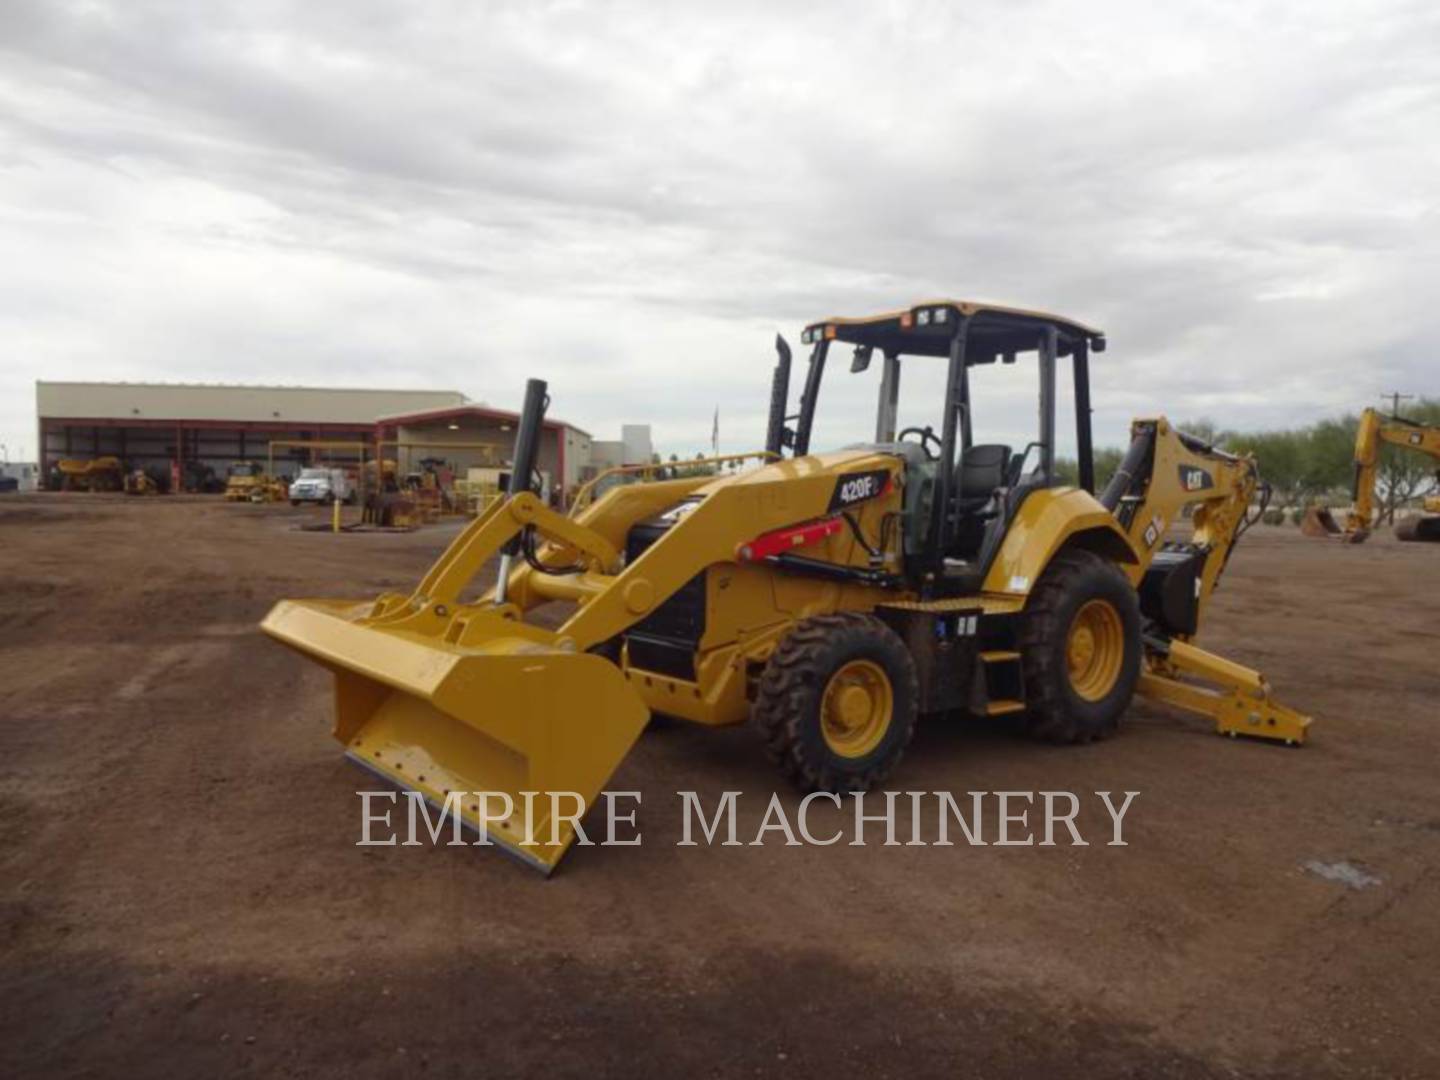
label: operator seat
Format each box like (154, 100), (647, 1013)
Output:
(950, 444), (1011, 560)
(954, 444), (1011, 515)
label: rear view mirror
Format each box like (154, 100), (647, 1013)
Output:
(850, 345), (873, 373)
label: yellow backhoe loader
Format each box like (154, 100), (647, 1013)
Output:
(1305, 407), (1440, 543)
(263, 301), (1310, 873)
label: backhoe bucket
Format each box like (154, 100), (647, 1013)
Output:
(262, 599), (650, 873)
(1300, 505), (1342, 537)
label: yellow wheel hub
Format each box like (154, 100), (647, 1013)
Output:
(1066, 599), (1124, 702)
(821, 659), (893, 759)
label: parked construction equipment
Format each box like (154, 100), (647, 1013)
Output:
(1304, 407), (1440, 543)
(222, 461), (287, 503)
(123, 468), (163, 496)
(224, 461), (263, 501)
(263, 300), (1311, 874)
(55, 456), (123, 492)
(360, 459), (419, 527)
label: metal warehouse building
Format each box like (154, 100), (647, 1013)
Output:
(34, 381), (625, 500)
(35, 382), (467, 489)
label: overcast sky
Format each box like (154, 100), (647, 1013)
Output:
(1, 0), (1436, 463)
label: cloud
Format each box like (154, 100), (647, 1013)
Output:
(0, 0), (1437, 463)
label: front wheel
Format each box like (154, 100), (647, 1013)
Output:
(753, 613), (918, 793)
(1019, 549), (1142, 744)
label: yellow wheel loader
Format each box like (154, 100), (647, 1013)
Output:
(263, 300), (1310, 873)
(1304, 407), (1440, 543)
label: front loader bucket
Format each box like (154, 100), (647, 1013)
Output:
(262, 599), (650, 874)
(1300, 505), (1342, 537)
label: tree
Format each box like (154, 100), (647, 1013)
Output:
(1052, 446), (1125, 491)
(1224, 428), (1312, 506)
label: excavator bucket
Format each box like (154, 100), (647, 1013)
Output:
(1300, 505), (1343, 538)
(263, 598), (649, 873)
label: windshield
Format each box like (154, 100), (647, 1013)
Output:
(802, 339), (1077, 471)
(228, 464), (258, 477)
(298, 469), (330, 481)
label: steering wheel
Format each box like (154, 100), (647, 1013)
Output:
(897, 425), (942, 461)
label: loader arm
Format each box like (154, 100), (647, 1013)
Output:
(1343, 407), (1440, 541)
(1100, 417), (1311, 745)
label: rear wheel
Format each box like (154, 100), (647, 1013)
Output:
(1020, 549), (1141, 744)
(753, 613), (918, 793)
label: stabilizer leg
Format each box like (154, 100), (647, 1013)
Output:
(1137, 639), (1311, 746)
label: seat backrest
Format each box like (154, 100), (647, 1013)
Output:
(956, 444), (1011, 501)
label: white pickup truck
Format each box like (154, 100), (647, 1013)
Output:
(288, 467), (355, 505)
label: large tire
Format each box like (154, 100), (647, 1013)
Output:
(1019, 549), (1141, 744)
(753, 612), (918, 793)
(1395, 516), (1440, 542)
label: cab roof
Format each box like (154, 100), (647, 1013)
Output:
(802, 300), (1105, 359)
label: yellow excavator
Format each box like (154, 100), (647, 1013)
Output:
(1305, 407), (1440, 543)
(263, 300), (1310, 873)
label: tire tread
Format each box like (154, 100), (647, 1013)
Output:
(752, 612), (918, 793)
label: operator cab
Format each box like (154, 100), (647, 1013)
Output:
(766, 301), (1106, 594)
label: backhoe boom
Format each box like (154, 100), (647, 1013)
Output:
(1101, 418), (1310, 744)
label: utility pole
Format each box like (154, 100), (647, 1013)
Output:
(1381, 391), (1415, 418)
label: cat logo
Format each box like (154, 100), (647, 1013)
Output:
(1178, 465), (1214, 493)
(827, 469), (891, 512)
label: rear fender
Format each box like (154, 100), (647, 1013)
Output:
(982, 488), (1140, 597)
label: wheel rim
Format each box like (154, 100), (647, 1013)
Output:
(1066, 599), (1125, 702)
(821, 659), (893, 759)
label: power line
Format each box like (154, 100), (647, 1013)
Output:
(1376, 394), (1411, 417)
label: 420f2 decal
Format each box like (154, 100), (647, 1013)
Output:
(827, 469), (892, 511)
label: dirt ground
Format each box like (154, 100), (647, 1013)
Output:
(2, 493), (1437, 1078)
